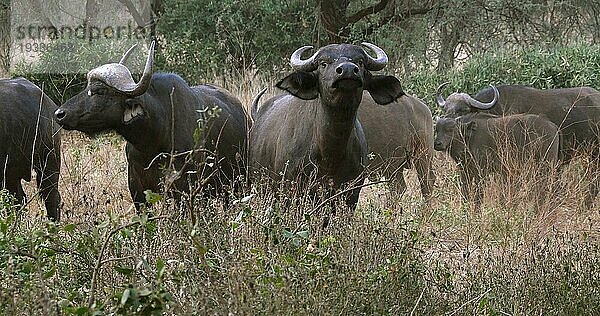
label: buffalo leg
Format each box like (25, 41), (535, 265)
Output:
(344, 186), (361, 211)
(390, 170), (407, 196)
(583, 156), (600, 210)
(472, 176), (484, 210)
(35, 154), (61, 221)
(532, 165), (552, 212)
(128, 167), (149, 212)
(4, 176), (26, 206)
(414, 152), (435, 203)
(458, 168), (471, 203)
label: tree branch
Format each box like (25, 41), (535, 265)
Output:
(347, 0), (391, 24)
(318, 0), (351, 42)
(363, 5), (433, 37)
(117, 0), (148, 28)
(84, 0), (99, 26)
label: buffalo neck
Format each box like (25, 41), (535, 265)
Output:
(315, 91), (362, 172)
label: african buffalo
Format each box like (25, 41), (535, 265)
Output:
(1, 78), (61, 220)
(250, 43), (404, 210)
(54, 42), (248, 208)
(437, 84), (600, 208)
(434, 112), (560, 208)
(358, 93), (435, 202)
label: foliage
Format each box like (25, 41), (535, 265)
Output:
(156, 0), (316, 81)
(0, 191), (175, 315)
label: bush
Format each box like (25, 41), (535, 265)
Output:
(156, 0), (316, 81)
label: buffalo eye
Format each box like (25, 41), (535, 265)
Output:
(90, 87), (107, 96)
(320, 61), (328, 68)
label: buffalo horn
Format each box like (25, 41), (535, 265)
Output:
(361, 42), (388, 71)
(125, 40), (155, 97)
(119, 43), (138, 65)
(290, 45), (318, 72)
(436, 82), (450, 108)
(86, 41), (155, 97)
(466, 85), (499, 110)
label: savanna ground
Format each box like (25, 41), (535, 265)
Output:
(2, 80), (600, 315)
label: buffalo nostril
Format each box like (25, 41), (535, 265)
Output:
(55, 109), (66, 120)
(353, 66), (359, 74)
(336, 66), (343, 75)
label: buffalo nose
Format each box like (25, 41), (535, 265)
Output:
(54, 108), (66, 121)
(336, 62), (359, 76)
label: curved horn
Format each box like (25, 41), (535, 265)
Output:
(119, 43), (138, 65)
(436, 82), (450, 108)
(290, 45), (318, 72)
(125, 40), (155, 97)
(466, 84), (499, 110)
(361, 42), (388, 71)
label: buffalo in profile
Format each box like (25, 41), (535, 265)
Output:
(1, 78), (61, 220)
(54, 42), (248, 208)
(437, 84), (600, 208)
(358, 93), (435, 202)
(250, 43), (404, 210)
(434, 112), (560, 208)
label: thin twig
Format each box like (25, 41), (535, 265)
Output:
(410, 286), (426, 316)
(169, 87), (176, 171)
(145, 148), (217, 170)
(10, 249), (38, 260)
(100, 256), (136, 265)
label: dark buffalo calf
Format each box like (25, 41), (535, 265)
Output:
(437, 84), (600, 209)
(1, 78), (61, 220)
(434, 112), (560, 208)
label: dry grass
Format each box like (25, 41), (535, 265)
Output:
(5, 78), (600, 315)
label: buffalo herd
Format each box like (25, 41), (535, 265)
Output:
(2, 41), (600, 221)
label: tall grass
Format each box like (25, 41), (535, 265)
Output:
(1, 75), (599, 315)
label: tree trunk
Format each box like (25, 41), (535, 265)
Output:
(317, 0), (350, 43)
(437, 22), (458, 73)
(0, 1), (10, 77)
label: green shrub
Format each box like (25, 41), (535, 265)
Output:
(156, 0), (316, 81)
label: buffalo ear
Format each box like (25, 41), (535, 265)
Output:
(123, 98), (146, 124)
(276, 72), (319, 100)
(366, 75), (405, 105)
